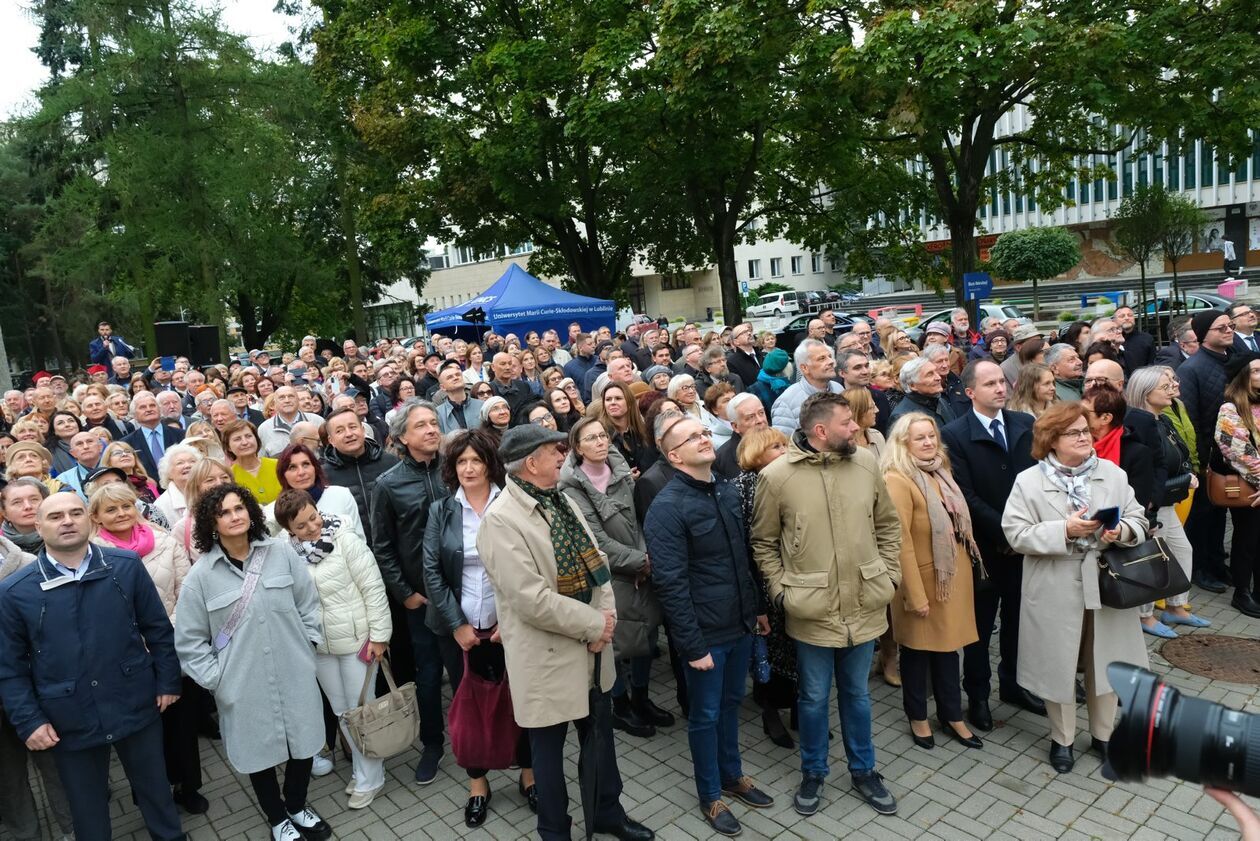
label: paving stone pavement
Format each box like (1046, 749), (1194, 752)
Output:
(8, 584), (1260, 841)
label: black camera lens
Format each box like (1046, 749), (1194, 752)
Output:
(1109, 662), (1260, 796)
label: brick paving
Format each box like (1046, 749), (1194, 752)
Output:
(10, 584), (1260, 841)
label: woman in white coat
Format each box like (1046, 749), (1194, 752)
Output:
(274, 488), (393, 810)
(174, 484), (332, 841)
(154, 444), (203, 529)
(263, 444), (364, 539)
(1001, 402), (1148, 775)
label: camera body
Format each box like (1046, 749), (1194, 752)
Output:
(1109, 662), (1260, 795)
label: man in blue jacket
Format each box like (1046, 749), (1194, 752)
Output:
(87, 320), (136, 367)
(645, 415), (771, 837)
(0, 493), (184, 841)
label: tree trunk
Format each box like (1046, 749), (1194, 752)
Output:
(717, 247), (742, 325)
(947, 219), (978, 312)
(41, 276), (67, 371)
(336, 146), (366, 342)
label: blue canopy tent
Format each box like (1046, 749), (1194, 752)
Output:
(424, 264), (616, 340)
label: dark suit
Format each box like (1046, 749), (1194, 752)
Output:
(726, 349), (762, 392)
(1120, 329), (1156, 374)
(122, 424), (186, 483)
(239, 408), (265, 428)
(940, 409), (1036, 704)
(714, 432), (742, 480)
(87, 334), (136, 367)
(1234, 333), (1260, 354)
(1154, 344), (1189, 371)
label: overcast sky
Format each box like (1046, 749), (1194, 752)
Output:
(1, 1), (298, 119)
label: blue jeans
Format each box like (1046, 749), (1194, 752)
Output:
(404, 603), (448, 749)
(796, 639), (876, 778)
(683, 635), (751, 804)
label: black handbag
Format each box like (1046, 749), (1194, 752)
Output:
(1097, 536), (1189, 610)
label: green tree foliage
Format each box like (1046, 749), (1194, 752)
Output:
(1, 0), (414, 366)
(1159, 192), (1209, 311)
(988, 227), (1081, 320)
(312, 0), (692, 305)
(802, 0), (1260, 309)
(1113, 185), (1168, 335)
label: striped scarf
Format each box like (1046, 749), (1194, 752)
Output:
(511, 475), (610, 603)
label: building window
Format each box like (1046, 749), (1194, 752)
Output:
(628, 276), (645, 313)
(810, 254), (822, 273)
(510, 241), (533, 255)
(770, 257), (783, 278)
(829, 257), (842, 272)
(1182, 143), (1195, 189)
(1201, 142), (1214, 187)
(791, 256), (803, 275)
(456, 246), (477, 265)
(662, 274), (693, 291)
(427, 253), (448, 270)
(747, 260), (761, 280)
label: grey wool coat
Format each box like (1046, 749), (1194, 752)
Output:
(1001, 459), (1149, 704)
(174, 537), (325, 774)
(560, 448), (662, 659)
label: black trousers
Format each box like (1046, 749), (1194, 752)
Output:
(528, 697), (626, 841)
(248, 756), (313, 826)
(1186, 484), (1229, 581)
(53, 717), (184, 841)
(962, 555), (1021, 702)
(901, 647), (963, 722)
(437, 634), (533, 779)
(1231, 506), (1260, 595)
(161, 676), (203, 793)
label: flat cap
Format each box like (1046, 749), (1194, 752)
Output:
(498, 423), (569, 463)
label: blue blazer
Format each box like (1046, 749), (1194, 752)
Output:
(88, 334), (136, 367)
(122, 424), (186, 483)
(0, 546), (181, 750)
(940, 409), (1036, 560)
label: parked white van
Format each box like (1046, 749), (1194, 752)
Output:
(746, 291), (802, 318)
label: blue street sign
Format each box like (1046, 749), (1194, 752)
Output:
(963, 271), (993, 301)
(740, 281), (750, 294)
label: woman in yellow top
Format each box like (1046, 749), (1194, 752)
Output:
(219, 419), (281, 504)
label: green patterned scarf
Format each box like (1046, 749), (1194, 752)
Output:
(511, 475), (610, 603)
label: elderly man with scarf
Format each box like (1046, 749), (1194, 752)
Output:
(478, 425), (655, 841)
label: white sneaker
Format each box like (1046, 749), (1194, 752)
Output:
(348, 784), (384, 810)
(310, 752), (333, 777)
(271, 820), (303, 841)
(344, 775), (357, 795)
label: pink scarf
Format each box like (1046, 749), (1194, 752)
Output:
(97, 522), (156, 558)
(580, 459), (613, 494)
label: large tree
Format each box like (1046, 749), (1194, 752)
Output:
(988, 226), (1081, 320)
(800, 0), (1260, 308)
(313, 0), (693, 303)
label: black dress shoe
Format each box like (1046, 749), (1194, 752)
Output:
(909, 728), (935, 749)
(591, 816), (655, 841)
(611, 695), (656, 738)
(1000, 687), (1047, 716)
(631, 688), (675, 728)
(967, 699), (993, 732)
(518, 776), (538, 813)
(762, 709), (795, 749)
(1194, 574), (1228, 594)
(1049, 741), (1075, 773)
(1091, 738), (1119, 781)
(1232, 592), (1260, 618)
(464, 792), (491, 828)
(173, 787), (209, 815)
(939, 719), (983, 749)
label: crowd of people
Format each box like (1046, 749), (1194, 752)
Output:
(0, 302), (1258, 840)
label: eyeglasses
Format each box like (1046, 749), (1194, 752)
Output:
(579, 431), (609, 444)
(1210, 324), (1235, 333)
(1084, 377), (1119, 387)
(678, 383), (697, 391)
(1059, 428), (1092, 441)
(668, 428), (713, 452)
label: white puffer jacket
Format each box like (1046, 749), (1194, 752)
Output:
(91, 525), (190, 621)
(304, 525), (393, 656)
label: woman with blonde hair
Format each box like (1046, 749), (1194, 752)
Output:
(171, 457), (233, 558)
(881, 414), (982, 751)
(184, 420), (226, 460)
(732, 426), (796, 747)
(9, 417), (44, 444)
(1008, 362), (1056, 417)
(101, 441), (159, 502)
(87, 481), (204, 811)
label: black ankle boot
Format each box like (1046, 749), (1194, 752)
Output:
(611, 694), (655, 738)
(631, 686), (675, 728)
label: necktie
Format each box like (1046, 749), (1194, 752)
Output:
(1249, 336), (1258, 353)
(148, 428), (164, 464)
(452, 402), (468, 430)
(991, 417), (1008, 452)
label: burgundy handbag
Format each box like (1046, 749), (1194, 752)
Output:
(448, 645), (521, 771)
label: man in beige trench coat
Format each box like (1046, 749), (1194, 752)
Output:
(478, 424), (655, 841)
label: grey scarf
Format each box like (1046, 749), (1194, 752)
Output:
(1, 521), (43, 555)
(1039, 452), (1098, 550)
